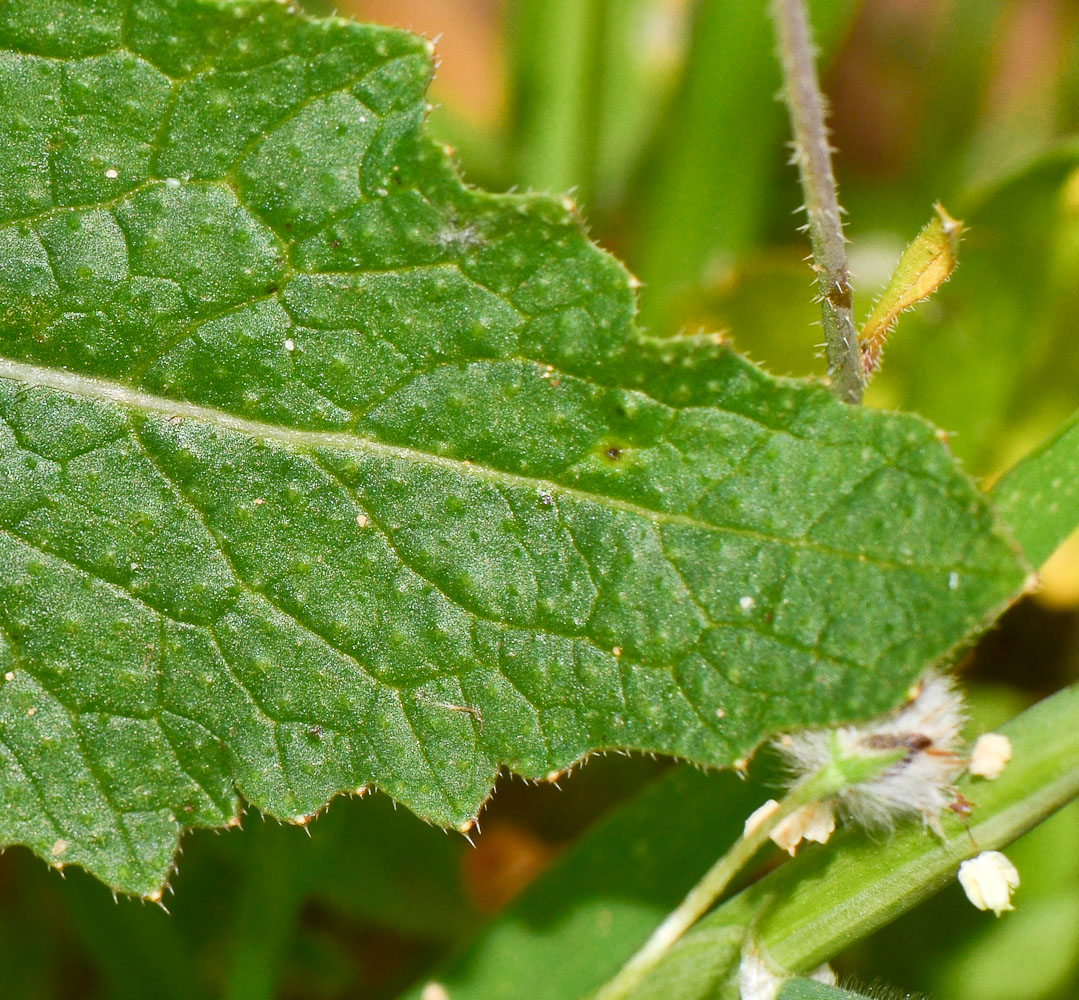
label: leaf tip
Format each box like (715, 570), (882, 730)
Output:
(932, 200), (965, 239)
(141, 885), (171, 912)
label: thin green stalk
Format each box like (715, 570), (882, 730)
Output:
(591, 773), (831, 1000)
(593, 744), (902, 1000)
(770, 0), (863, 403)
(508, 0), (601, 198)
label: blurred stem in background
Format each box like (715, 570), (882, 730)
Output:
(504, 0), (601, 204)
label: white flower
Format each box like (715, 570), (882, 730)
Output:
(775, 674), (966, 832)
(770, 801), (835, 856)
(969, 732), (1011, 780)
(958, 851), (1019, 916)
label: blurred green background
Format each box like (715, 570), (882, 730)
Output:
(4, 2), (1077, 997)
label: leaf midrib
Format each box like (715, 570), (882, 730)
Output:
(0, 355), (986, 576)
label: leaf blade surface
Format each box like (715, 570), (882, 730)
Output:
(0, 0), (1026, 893)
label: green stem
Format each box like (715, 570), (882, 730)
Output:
(593, 764), (858, 1000)
(770, 0), (863, 403)
(699, 680), (1079, 982)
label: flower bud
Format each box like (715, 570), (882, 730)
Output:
(958, 850), (1019, 916)
(774, 674), (966, 832)
(969, 732), (1011, 780)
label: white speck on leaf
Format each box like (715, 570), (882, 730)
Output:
(949, 571), (960, 590)
(739, 595), (756, 610)
(104, 167), (118, 179)
(808, 963), (837, 986)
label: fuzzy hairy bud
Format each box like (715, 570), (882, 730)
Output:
(775, 674), (966, 832)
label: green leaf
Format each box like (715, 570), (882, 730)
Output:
(991, 407), (1079, 566)
(777, 982), (878, 1000)
(0, 0), (1026, 895)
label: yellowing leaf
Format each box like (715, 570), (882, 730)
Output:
(860, 204), (965, 376)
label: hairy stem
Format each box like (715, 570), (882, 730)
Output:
(771, 0), (863, 403)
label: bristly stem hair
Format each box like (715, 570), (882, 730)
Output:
(770, 0), (864, 404)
